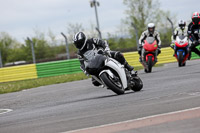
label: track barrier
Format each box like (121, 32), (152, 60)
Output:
(0, 47), (199, 83)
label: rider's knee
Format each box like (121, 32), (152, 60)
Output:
(114, 51), (125, 64)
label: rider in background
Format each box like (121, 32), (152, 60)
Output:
(171, 20), (188, 48)
(170, 20), (188, 56)
(73, 32), (134, 85)
(138, 23), (161, 62)
(188, 12), (200, 59)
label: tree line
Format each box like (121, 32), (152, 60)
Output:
(0, 0), (176, 66)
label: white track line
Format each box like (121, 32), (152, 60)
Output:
(63, 106), (200, 133)
(0, 109), (13, 115)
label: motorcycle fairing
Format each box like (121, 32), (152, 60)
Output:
(146, 54), (155, 62)
(175, 48), (189, 64)
(85, 54), (106, 75)
(175, 35), (189, 48)
(143, 40), (158, 52)
(99, 58), (128, 89)
(176, 49), (185, 57)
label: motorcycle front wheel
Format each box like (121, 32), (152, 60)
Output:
(178, 51), (183, 67)
(100, 72), (125, 95)
(147, 56), (153, 73)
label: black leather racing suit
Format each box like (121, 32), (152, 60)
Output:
(77, 38), (132, 86)
(77, 38), (132, 73)
(188, 22), (200, 56)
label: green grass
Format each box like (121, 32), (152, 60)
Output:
(0, 64), (164, 94)
(0, 72), (89, 94)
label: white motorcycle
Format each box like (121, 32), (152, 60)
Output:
(85, 50), (143, 95)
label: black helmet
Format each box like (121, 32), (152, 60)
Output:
(192, 12), (200, 25)
(147, 23), (155, 34)
(178, 20), (186, 30)
(73, 32), (87, 50)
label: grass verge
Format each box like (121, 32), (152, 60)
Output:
(0, 64), (164, 94)
(0, 73), (89, 94)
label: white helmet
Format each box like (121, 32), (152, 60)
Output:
(178, 20), (186, 30)
(147, 23), (155, 34)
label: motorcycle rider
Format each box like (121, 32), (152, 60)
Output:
(73, 32), (134, 86)
(138, 23), (161, 62)
(171, 19), (188, 48)
(170, 20), (188, 56)
(188, 12), (200, 59)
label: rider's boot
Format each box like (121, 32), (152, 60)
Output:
(154, 57), (158, 62)
(91, 77), (101, 86)
(188, 50), (191, 60)
(124, 62), (134, 71)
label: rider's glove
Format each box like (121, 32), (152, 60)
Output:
(193, 40), (199, 47)
(170, 43), (174, 49)
(170, 40), (175, 48)
(104, 47), (111, 57)
(139, 45), (143, 49)
(105, 50), (111, 57)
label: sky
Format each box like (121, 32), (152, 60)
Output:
(0, 0), (199, 43)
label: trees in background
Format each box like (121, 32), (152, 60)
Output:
(0, 32), (18, 64)
(0, 32), (65, 65)
(0, 0), (177, 66)
(122, 0), (176, 47)
(123, 0), (161, 36)
(105, 0), (176, 52)
(66, 23), (84, 42)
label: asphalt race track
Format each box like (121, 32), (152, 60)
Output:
(1, 59), (200, 133)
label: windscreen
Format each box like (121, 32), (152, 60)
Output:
(146, 37), (155, 44)
(177, 35), (186, 40)
(86, 54), (106, 69)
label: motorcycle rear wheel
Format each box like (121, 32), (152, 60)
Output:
(131, 76), (143, 92)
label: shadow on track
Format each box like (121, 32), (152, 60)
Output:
(56, 91), (140, 106)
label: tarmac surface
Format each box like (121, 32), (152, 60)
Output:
(0, 59), (200, 133)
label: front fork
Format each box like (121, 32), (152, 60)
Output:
(141, 48), (157, 62)
(125, 69), (138, 89)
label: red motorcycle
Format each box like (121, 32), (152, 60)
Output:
(141, 37), (158, 73)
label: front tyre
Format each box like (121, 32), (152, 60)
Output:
(178, 51), (183, 67)
(182, 62), (186, 66)
(100, 72), (125, 95)
(147, 56), (153, 72)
